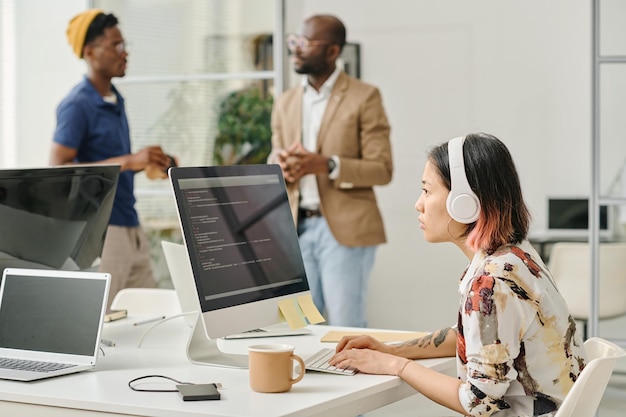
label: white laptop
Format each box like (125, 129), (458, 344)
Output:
(0, 268), (110, 382)
(161, 240), (311, 339)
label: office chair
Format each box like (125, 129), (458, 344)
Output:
(420, 338), (624, 417)
(548, 242), (626, 338)
(110, 288), (182, 316)
(554, 337), (625, 417)
(110, 288), (194, 348)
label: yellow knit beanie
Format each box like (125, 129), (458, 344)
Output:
(66, 9), (104, 59)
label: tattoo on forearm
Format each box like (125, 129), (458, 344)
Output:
(402, 327), (454, 348)
(433, 327), (452, 347)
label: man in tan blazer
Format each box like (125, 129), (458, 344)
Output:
(269, 14), (392, 327)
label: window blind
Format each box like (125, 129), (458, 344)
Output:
(94, 0), (276, 221)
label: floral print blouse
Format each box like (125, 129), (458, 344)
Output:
(456, 240), (587, 416)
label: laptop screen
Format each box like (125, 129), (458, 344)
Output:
(0, 270), (108, 356)
(548, 198), (608, 230)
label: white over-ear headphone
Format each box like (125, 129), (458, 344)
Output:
(446, 136), (480, 224)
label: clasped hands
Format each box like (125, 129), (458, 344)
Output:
(277, 142), (328, 183)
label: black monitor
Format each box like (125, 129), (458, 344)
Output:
(169, 164), (310, 368)
(0, 165), (119, 274)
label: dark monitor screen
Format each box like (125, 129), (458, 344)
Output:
(0, 165), (119, 273)
(170, 164), (309, 314)
(0, 269), (108, 356)
(548, 198), (608, 230)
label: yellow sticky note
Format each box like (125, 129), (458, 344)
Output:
(297, 294), (325, 324)
(278, 298), (307, 329)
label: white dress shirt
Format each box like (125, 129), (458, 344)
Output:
(299, 67), (342, 211)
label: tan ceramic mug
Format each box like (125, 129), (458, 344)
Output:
(248, 344), (305, 393)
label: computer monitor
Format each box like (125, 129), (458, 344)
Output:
(547, 197), (612, 239)
(0, 165), (119, 274)
(169, 164), (310, 368)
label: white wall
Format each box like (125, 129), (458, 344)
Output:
(12, 0), (87, 168)
(291, 0), (594, 331)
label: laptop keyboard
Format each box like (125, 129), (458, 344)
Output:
(0, 357), (77, 373)
(304, 348), (357, 375)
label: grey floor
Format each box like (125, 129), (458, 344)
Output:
(599, 374), (626, 417)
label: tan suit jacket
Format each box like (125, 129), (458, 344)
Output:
(270, 71), (392, 247)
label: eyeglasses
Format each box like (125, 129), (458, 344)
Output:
(94, 41), (128, 55)
(285, 34), (332, 52)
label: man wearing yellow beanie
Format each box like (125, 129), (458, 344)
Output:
(50, 10), (176, 309)
(66, 8), (104, 59)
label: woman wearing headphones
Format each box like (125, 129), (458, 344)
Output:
(329, 133), (587, 416)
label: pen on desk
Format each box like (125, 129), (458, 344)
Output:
(133, 316), (166, 326)
(100, 338), (116, 347)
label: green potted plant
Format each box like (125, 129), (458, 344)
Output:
(213, 85), (273, 165)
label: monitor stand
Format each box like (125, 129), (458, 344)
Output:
(186, 314), (249, 368)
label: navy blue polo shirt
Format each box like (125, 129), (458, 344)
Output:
(53, 76), (138, 227)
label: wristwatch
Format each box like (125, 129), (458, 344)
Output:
(327, 157), (337, 174)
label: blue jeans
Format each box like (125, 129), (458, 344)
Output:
(297, 216), (377, 328)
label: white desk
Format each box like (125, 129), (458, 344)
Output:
(0, 317), (455, 417)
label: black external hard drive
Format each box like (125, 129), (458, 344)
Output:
(176, 384), (221, 401)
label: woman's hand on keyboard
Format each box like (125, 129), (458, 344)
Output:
(331, 335), (401, 375)
(335, 335), (392, 355)
(329, 347), (406, 376)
